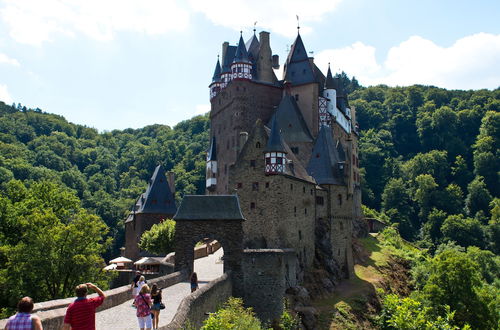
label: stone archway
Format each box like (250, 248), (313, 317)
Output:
(173, 195), (245, 296)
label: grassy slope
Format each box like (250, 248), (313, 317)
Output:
(314, 233), (415, 329)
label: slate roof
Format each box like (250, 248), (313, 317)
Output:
(233, 34), (251, 63)
(264, 116), (287, 153)
(267, 94), (313, 143)
(283, 34), (316, 85)
(137, 165), (177, 214)
(174, 195), (245, 221)
(306, 125), (346, 185)
(207, 136), (217, 161)
(324, 65), (337, 90)
(222, 45), (237, 73)
(212, 57), (221, 83)
(246, 34), (260, 62)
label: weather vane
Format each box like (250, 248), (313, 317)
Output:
(296, 15), (300, 31)
(253, 21), (257, 34)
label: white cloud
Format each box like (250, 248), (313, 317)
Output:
(0, 84), (13, 104)
(188, 0), (342, 37)
(315, 33), (500, 90)
(194, 104), (210, 115)
(0, 0), (190, 45)
(0, 53), (20, 66)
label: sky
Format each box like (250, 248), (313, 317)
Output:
(0, 0), (499, 131)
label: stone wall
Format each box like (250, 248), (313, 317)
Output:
(163, 272), (232, 329)
(0, 271), (186, 329)
(125, 212), (172, 260)
(229, 123), (316, 282)
(210, 79), (282, 194)
(242, 249), (296, 324)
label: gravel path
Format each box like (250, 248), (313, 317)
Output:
(96, 249), (224, 329)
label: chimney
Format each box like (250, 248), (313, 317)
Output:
(272, 55), (280, 69)
(166, 172), (175, 196)
(239, 132), (249, 149)
(257, 31), (276, 83)
(222, 42), (229, 66)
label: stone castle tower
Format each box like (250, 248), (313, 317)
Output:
(124, 164), (177, 261)
(206, 30), (363, 280)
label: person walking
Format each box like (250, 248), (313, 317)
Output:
(62, 283), (106, 330)
(190, 272), (198, 293)
(150, 284), (162, 329)
(131, 271), (142, 298)
(5, 296), (43, 330)
(133, 284), (152, 330)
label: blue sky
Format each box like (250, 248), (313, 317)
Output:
(0, 0), (499, 131)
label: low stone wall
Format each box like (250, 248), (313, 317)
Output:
(0, 271), (187, 329)
(162, 271), (232, 330)
(194, 240), (222, 259)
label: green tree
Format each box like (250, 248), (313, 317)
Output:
(441, 214), (484, 248)
(201, 297), (262, 330)
(139, 219), (176, 255)
(465, 176), (493, 218)
(422, 249), (497, 329)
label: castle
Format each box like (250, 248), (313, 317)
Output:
(205, 29), (362, 281)
(123, 28), (363, 323)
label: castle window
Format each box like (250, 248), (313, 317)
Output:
(303, 186), (305, 193)
(252, 182), (259, 191)
(310, 189), (313, 195)
(338, 194), (342, 206)
(294, 206), (297, 216)
(290, 184), (293, 191)
(291, 147), (299, 154)
(237, 182), (242, 189)
(340, 221), (344, 231)
(256, 142), (261, 148)
(250, 202), (255, 209)
(338, 249), (341, 256)
(316, 196), (324, 205)
(250, 160), (256, 168)
(295, 94), (299, 101)
(265, 182), (269, 188)
(316, 153), (320, 158)
(304, 208), (307, 215)
(299, 230), (302, 240)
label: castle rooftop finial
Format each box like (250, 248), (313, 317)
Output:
(253, 21), (257, 34)
(296, 15), (300, 33)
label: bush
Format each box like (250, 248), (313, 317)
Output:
(201, 297), (262, 330)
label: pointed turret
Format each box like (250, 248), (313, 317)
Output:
(282, 33), (315, 85)
(138, 165), (177, 214)
(231, 32), (253, 80)
(220, 43), (237, 88)
(267, 94), (313, 144)
(264, 118), (287, 175)
(210, 56), (222, 99)
(306, 126), (346, 185)
(206, 136), (217, 191)
(212, 57), (221, 83)
(324, 63), (337, 90)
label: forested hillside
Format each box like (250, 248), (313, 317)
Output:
(0, 82), (498, 325)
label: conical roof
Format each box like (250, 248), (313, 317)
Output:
(324, 64), (337, 90)
(138, 165), (177, 214)
(306, 126), (345, 185)
(283, 33), (315, 85)
(207, 136), (217, 161)
(246, 34), (260, 61)
(233, 34), (250, 63)
(212, 57), (221, 82)
(267, 94), (313, 143)
(264, 116), (287, 153)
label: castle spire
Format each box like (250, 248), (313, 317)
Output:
(231, 32), (253, 80)
(324, 62), (337, 90)
(212, 55), (221, 82)
(264, 118), (287, 175)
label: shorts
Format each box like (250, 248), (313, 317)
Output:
(137, 314), (152, 328)
(151, 302), (161, 310)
